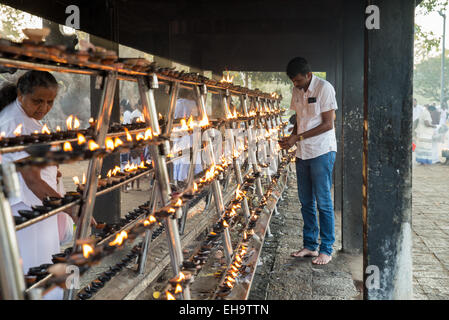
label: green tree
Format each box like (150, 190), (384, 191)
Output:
(415, 0), (448, 62)
(414, 51), (449, 105)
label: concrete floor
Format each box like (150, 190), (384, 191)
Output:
(412, 162), (449, 299)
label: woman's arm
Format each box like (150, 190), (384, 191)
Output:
(18, 166), (61, 200)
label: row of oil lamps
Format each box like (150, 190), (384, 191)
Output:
(215, 150), (297, 298)
(160, 173), (257, 300)
(0, 38), (283, 101)
(41, 155), (234, 294)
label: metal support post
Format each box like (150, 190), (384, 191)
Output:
(193, 85), (233, 264)
(66, 72), (117, 300)
(0, 163), (26, 300)
(138, 75), (185, 282)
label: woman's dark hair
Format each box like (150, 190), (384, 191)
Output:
(286, 57), (312, 79)
(0, 70), (58, 111)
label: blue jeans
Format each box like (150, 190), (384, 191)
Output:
(295, 152), (336, 256)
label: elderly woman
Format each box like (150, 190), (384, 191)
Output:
(0, 70), (78, 299)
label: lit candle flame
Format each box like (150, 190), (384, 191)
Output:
(180, 118), (188, 131)
(82, 244), (94, 259)
(124, 128), (133, 142)
(174, 198), (182, 207)
(187, 115), (194, 130)
(73, 176), (80, 186)
(223, 220), (229, 228)
(88, 140), (100, 151)
(105, 137), (115, 151)
(89, 117), (95, 125)
(175, 284), (183, 294)
(66, 115), (73, 130)
(114, 137), (123, 148)
(193, 182), (198, 192)
(199, 113), (209, 128)
(166, 291), (176, 300)
(41, 124), (51, 135)
(82, 173), (86, 185)
(77, 133), (86, 145)
(109, 231), (128, 246)
(63, 141), (73, 152)
(220, 71), (234, 84)
(136, 132), (144, 141)
(13, 124), (23, 136)
(56, 126), (61, 132)
(144, 128), (153, 140)
(73, 116), (80, 130)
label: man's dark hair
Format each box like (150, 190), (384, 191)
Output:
(286, 57), (311, 79)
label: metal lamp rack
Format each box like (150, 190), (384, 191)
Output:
(0, 45), (287, 300)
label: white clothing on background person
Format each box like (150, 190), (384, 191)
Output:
(172, 98), (202, 181)
(0, 99), (63, 299)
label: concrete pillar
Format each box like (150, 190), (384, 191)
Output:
(363, 0), (414, 300)
(340, 0), (364, 254)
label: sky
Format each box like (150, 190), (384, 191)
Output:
(416, 5), (449, 56)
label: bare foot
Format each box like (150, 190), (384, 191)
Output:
(312, 253), (332, 265)
(290, 248), (319, 258)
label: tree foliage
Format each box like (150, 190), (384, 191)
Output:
(415, 0), (448, 62)
(414, 51), (449, 105)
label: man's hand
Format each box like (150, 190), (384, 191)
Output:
(279, 135), (298, 150)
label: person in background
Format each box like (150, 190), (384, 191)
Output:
(415, 104), (437, 165)
(0, 71), (93, 299)
(279, 57), (337, 265)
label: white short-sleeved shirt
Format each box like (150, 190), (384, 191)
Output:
(289, 74), (338, 160)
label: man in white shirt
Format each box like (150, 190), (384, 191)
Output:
(280, 57), (337, 265)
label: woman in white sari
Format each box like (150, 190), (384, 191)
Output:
(0, 71), (80, 299)
(415, 105), (437, 165)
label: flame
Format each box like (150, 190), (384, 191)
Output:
(13, 124), (23, 136)
(231, 271), (238, 278)
(88, 140), (100, 151)
(107, 170), (112, 178)
(199, 113), (209, 128)
(73, 176), (80, 185)
(175, 284), (183, 294)
(77, 133), (86, 145)
(82, 173), (86, 185)
(105, 137), (115, 151)
(243, 231), (247, 240)
(144, 128), (153, 140)
(89, 117), (95, 125)
(158, 112), (163, 120)
(56, 126), (61, 132)
(235, 185), (245, 200)
(225, 280), (234, 288)
(82, 244), (94, 259)
(136, 132), (144, 141)
(180, 118), (188, 131)
(166, 291), (176, 300)
(220, 71), (234, 84)
(63, 142), (73, 152)
(138, 161), (147, 169)
(66, 115), (73, 130)
(193, 182), (198, 192)
(234, 261), (241, 268)
(231, 265), (238, 272)
(144, 215), (157, 226)
(168, 207), (176, 214)
(174, 198), (182, 207)
(114, 137), (123, 148)
(109, 231), (128, 246)
(187, 115), (194, 130)
(176, 272), (186, 282)
(235, 255), (242, 263)
(124, 128), (133, 142)
(223, 220), (229, 228)
(73, 117), (80, 129)
(41, 124), (51, 135)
